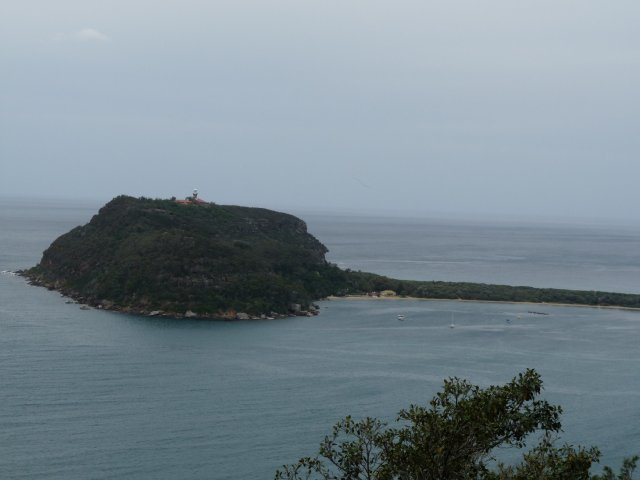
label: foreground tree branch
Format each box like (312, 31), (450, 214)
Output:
(275, 369), (637, 480)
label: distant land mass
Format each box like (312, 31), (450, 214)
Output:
(22, 195), (640, 318)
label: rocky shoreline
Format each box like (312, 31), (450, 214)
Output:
(19, 271), (320, 321)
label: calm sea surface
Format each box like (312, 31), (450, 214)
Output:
(1, 199), (639, 479)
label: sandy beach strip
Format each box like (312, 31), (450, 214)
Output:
(324, 295), (640, 312)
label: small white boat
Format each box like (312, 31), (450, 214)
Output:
(397, 314), (405, 321)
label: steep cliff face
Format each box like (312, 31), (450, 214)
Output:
(25, 196), (349, 317)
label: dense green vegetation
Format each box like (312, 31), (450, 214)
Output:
(343, 272), (640, 309)
(275, 369), (638, 480)
(25, 195), (350, 316)
(24, 196), (640, 317)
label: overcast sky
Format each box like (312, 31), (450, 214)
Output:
(2, 1), (640, 221)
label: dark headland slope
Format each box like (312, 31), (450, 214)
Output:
(23, 195), (640, 318)
(24, 195), (355, 318)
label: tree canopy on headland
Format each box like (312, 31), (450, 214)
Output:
(23, 196), (640, 318)
(24, 195), (350, 316)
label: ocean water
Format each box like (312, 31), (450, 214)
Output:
(1, 199), (639, 479)
(303, 213), (640, 294)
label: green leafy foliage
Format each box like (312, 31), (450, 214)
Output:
(488, 434), (600, 480)
(25, 196), (348, 315)
(341, 273), (640, 309)
(275, 370), (637, 480)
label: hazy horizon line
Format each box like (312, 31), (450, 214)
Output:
(1, 193), (638, 230)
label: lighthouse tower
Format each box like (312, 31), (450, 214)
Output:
(175, 188), (205, 205)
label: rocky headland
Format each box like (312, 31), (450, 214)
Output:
(22, 195), (640, 319)
(22, 195), (356, 319)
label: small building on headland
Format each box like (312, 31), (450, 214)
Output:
(175, 188), (208, 205)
